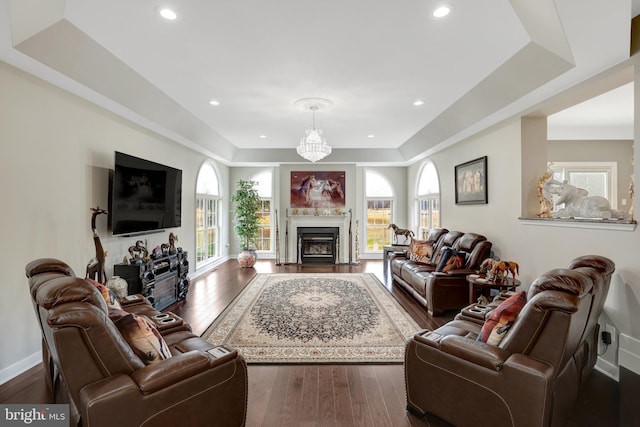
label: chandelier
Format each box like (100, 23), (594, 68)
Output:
(295, 98), (333, 162)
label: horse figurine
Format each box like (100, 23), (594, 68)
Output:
(169, 232), (178, 254)
(128, 240), (148, 262)
(86, 206), (108, 284)
(481, 258), (519, 282)
(388, 224), (414, 244)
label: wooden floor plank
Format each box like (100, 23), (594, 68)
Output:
(259, 365), (291, 427)
(332, 365), (356, 427)
(360, 365), (393, 427)
(300, 366), (320, 423)
(346, 366), (374, 427)
(246, 365), (278, 426)
(317, 366), (337, 427)
(281, 365), (306, 426)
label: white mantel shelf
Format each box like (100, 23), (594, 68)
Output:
(519, 217), (637, 231)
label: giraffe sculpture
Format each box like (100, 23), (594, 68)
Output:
(86, 206), (108, 284)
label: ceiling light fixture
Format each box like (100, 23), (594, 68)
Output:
(413, 100), (425, 106)
(209, 99), (220, 106)
(159, 8), (177, 20)
(433, 5), (452, 18)
(294, 98), (333, 162)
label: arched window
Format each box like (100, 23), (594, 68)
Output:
(195, 162), (220, 268)
(365, 170), (394, 251)
(416, 160), (441, 239)
(251, 170), (273, 252)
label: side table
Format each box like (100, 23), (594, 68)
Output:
(467, 274), (520, 304)
(383, 245), (409, 277)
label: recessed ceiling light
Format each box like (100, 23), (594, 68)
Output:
(368, 135), (375, 138)
(159, 8), (177, 20)
(259, 135), (267, 139)
(413, 100), (425, 106)
(209, 99), (220, 106)
(433, 5), (451, 18)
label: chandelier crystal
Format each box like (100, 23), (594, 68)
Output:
(295, 98), (333, 162)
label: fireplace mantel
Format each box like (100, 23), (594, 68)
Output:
(284, 213), (350, 264)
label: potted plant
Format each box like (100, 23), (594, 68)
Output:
(231, 179), (262, 268)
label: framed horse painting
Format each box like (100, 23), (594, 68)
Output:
(455, 156), (488, 205)
(290, 171), (346, 208)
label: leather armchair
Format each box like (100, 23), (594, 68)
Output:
(405, 255), (614, 427)
(26, 258), (248, 427)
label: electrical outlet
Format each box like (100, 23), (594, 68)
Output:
(604, 324), (617, 344)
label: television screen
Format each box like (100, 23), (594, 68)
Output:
(111, 152), (182, 235)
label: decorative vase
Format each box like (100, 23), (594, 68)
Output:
(237, 249), (257, 268)
(107, 275), (128, 298)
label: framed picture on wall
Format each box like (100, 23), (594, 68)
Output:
(290, 171), (345, 208)
(455, 156), (488, 205)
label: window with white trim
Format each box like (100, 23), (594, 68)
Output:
(365, 170), (394, 251)
(195, 162), (220, 268)
(251, 170), (273, 252)
(548, 161), (618, 209)
(416, 160), (441, 239)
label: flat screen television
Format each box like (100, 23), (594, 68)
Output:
(110, 151), (182, 236)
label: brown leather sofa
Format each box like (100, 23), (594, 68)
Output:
(404, 255), (615, 427)
(390, 228), (492, 315)
(26, 258), (248, 427)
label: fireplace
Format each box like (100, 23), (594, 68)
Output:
(297, 227), (339, 264)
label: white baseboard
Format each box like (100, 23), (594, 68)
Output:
(619, 333), (640, 376)
(595, 358), (619, 381)
(189, 255), (231, 279)
(0, 351), (41, 386)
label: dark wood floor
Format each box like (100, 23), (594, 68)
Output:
(1, 260), (621, 426)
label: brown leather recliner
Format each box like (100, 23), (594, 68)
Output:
(26, 258), (248, 427)
(404, 255), (614, 427)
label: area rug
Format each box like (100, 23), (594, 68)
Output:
(202, 273), (421, 364)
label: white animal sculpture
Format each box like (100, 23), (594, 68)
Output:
(543, 179), (612, 219)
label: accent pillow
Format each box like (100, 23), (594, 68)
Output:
(436, 248), (467, 272)
(108, 308), (172, 364)
(478, 291), (527, 345)
(407, 239), (434, 263)
(85, 278), (122, 310)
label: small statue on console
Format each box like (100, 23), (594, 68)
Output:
(169, 232), (178, 254)
(128, 240), (148, 264)
(151, 245), (163, 259)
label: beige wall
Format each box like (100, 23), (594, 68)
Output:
(0, 61), (229, 382)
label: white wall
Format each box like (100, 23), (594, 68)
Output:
(0, 61), (227, 382)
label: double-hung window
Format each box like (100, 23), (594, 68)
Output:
(195, 162), (220, 269)
(416, 161), (441, 239)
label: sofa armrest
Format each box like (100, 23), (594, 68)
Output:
(455, 303), (493, 324)
(131, 351), (213, 393)
(79, 351), (247, 427)
(119, 294), (149, 307)
(439, 335), (511, 371)
(441, 268), (477, 277)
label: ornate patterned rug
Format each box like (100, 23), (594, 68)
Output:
(202, 273), (421, 364)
